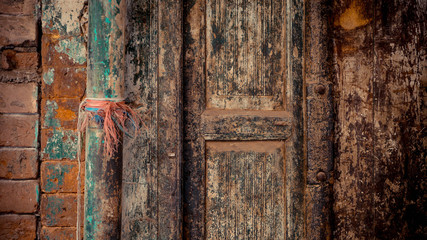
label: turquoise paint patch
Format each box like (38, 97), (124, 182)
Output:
(54, 37), (87, 64)
(105, 17), (111, 24)
(43, 68), (54, 85)
(43, 129), (78, 160)
(94, 28), (97, 42)
(44, 195), (65, 226)
(35, 184), (40, 204)
(44, 163), (73, 192)
(34, 119), (39, 148)
(44, 100), (60, 128)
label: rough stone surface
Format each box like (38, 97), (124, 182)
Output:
(0, 148), (38, 179)
(0, 214), (37, 240)
(0, 83), (38, 113)
(0, 114), (38, 147)
(0, 180), (39, 213)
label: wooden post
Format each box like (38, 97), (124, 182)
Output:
(84, 0), (125, 239)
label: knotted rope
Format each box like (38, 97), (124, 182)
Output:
(75, 98), (141, 240)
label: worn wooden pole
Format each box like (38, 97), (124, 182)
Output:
(84, 0), (125, 239)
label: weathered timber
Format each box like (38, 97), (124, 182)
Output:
(121, 0), (182, 239)
(84, 0), (125, 239)
(333, 0), (426, 239)
(305, 0), (334, 239)
(183, 0), (305, 239)
(122, 1), (159, 239)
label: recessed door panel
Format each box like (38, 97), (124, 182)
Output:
(206, 141), (285, 239)
(206, 0), (286, 110)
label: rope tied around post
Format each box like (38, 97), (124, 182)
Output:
(75, 98), (142, 240)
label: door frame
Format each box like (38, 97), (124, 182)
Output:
(122, 0), (333, 239)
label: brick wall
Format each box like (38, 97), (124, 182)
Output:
(0, 0), (87, 239)
(0, 0), (40, 239)
(40, 0), (86, 239)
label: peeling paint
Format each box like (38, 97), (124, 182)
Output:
(44, 100), (60, 128)
(43, 68), (55, 85)
(42, 0), (86, 35)
(44, 163), (73, 192)
(54, 37), (87, 64)
(44, 195), (65, 226)
(43, 130), (77, 160)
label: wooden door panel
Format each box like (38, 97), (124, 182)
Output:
(183, 0), (303, 239)
(206, 0), (286, 110)
(206, 141), (286, 239)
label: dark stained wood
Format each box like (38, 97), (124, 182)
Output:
(206, 0), (286, 110)
(333, 0), (376, 238)
(183, 0), (305, 239)
(201, 110), (292, 140)
(333, 0), (426, 239)
(205, 141), (286, 239)
(122, 1), (159, 239)
(305, 0), (334, 239)
(373, 0), (426, 238)
(122, 0), (182, 239)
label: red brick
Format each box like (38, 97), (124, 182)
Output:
(41, 98), (79, 129)
(41, 227), (83, 240)
(1, 50), (38, 70)
(0, 83), (38, 113)
(0, 114), (38, 147)
(0, 0), (37, 15)
(0, 180), (39, 213)
(41, 161), (84, 193)
(41, 194), (83, 227)
(0, 148), (38, 179)
(0, 214), (36, 240)
(0, 15), (37, 47)
(42, 66), (86, 99)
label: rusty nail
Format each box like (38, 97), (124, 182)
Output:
(316, 84), (326, 95)
(316, 171), (327, 182)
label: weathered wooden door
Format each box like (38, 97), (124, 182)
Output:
(183, 0), (304, 239)
(122, 0), (306, 239)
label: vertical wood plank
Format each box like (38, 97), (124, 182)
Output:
(373, 0), (426, 238)
(333, 1), (375, 238)
(157, 1), (183, 239)
(123, 0), (158, 239)
(183, 0), (206, 238)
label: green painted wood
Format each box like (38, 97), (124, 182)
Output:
(84, 0), (125, 239)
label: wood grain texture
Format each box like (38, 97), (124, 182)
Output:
(183, 1), (306, 239)
(122, 0), (182, 239)
(333, 0), (426, 239)
(305, 0), (334, 239)
(205, 141), (286, 240)
(206, 0), (286, 110)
